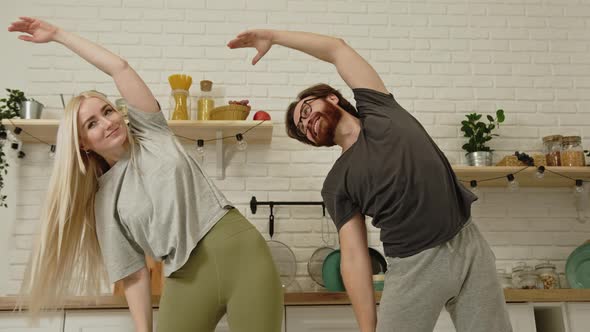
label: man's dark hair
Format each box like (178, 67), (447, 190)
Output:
(285, 83), (358, 146)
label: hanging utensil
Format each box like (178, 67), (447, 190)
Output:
(266, 203), (297, 288)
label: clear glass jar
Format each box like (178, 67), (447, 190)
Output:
(542, 135), (563, 166)
(497, 269), (513, 289)
(170, 89), (191, 120)
(519, 271), (540, 289)
(197, 80), (214, 120)
(115, 98), (128, 119)
(535, 261), (560, 289)
(561, 136), (585, 167)
(511, 262), (527, 288)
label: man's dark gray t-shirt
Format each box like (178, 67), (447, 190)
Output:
(321, 88), (477, 258)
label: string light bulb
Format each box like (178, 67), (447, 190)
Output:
(236, 133), (247, 151)
(470, 180), (479, 195)
(535, 166), (545, 179)
(574, 179), (584, 195)
(196, 139), (205, 157)
(49, 145), (56, 159)
(13, 127), (22, 135)
(506, 174), (519, 192)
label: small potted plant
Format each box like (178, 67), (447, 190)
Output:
(460, 109), (505, 166)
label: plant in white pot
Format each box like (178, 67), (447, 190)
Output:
(460, 109), (505, 166)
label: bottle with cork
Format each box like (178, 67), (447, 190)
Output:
(197, 80), (214, 120)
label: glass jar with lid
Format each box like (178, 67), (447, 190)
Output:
(561, 136), (586, 167)
(542, 135), (563, 166)
(519, 270), (540, 289)
(534, 261), (560, 289)
(497, 269), (513, 289)
(511, 262), (527, 288)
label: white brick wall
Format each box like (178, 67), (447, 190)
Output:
(2, 0), (590, 294)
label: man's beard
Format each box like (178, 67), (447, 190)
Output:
(313, 102), (342, 147)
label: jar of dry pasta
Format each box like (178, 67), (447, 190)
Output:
(542, 135), (563, 166)
(561, 136), (585, 167)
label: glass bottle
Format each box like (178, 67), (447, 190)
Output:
(561, 136), (585, 167)
(197, 80), (214, 120)
(542, 135), (563, 166)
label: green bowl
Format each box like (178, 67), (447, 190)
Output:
(566, 242), (590, 289)
(322, 250), (345, 292)
(373, 280), (384, 291)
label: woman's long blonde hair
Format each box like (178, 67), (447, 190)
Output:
(18, 91), (136, 318)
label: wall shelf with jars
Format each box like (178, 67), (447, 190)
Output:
(453, 166), (590, 188)
(2, 119), (273, 180)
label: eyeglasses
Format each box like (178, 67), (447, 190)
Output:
(296, 97), (320, 137)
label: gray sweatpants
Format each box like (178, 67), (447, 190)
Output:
(377, 221), (512, 332)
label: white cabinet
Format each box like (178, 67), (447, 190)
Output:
(0, 311), (64, 332)
(507, 304), (537, 332)
(567, 303), (590, 332)
(62, 310), (281, 332)
(286, 305), (360, 331)
(286, 304), (537, 332)
(433, 311), (455, 332)
(285, 306), (453, 332)
(64, 310), (144, 332)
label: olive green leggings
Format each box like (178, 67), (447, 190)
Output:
(157, 209), (284, 332)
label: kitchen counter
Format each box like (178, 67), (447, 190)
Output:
(2, 289), (590, 311)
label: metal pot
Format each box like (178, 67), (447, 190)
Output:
(466, 151), (493, 166)
(19, 100), (44, 119)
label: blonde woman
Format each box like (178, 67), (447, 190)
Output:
(9, 17), (283, 332)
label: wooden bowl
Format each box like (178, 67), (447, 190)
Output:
(209, 104), (250, 120)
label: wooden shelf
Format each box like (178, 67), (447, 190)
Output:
(2, 119), (273, 144)
(453, 166), (590, 187)
(3, 290), (590, 311)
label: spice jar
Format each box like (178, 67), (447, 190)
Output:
(519, 270), (540, 289)
(561, 136), (586, 167)
(511, 262), (527, 288)
(534, 261), (560, 289)
(542, 135), (563, 166)
(497, 269), (513, 289)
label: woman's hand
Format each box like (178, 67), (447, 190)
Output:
(227, 30), (274, 65)
(8, 17), (59, 43)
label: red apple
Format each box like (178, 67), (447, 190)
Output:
(253, 110), (271, 120)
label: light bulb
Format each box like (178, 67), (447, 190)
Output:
(574, 179), (584, 195)
(535, 166), (545, 179)
(470, 180), (479, 195)
(236, 133), (247, 151)
(507, 174), (519, 192)
(49, 145), (56, 159)
(196, 139), (205, 157)
(0, 130), (7, 145)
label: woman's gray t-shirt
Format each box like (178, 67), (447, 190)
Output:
(321, 88), (477, 258)
(95, 106), (232, 283)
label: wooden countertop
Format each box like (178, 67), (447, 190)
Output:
(2, 290), (590, 311)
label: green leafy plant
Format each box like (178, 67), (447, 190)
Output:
(0, 88), (26, 207)
(460, 109), (505, 154)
